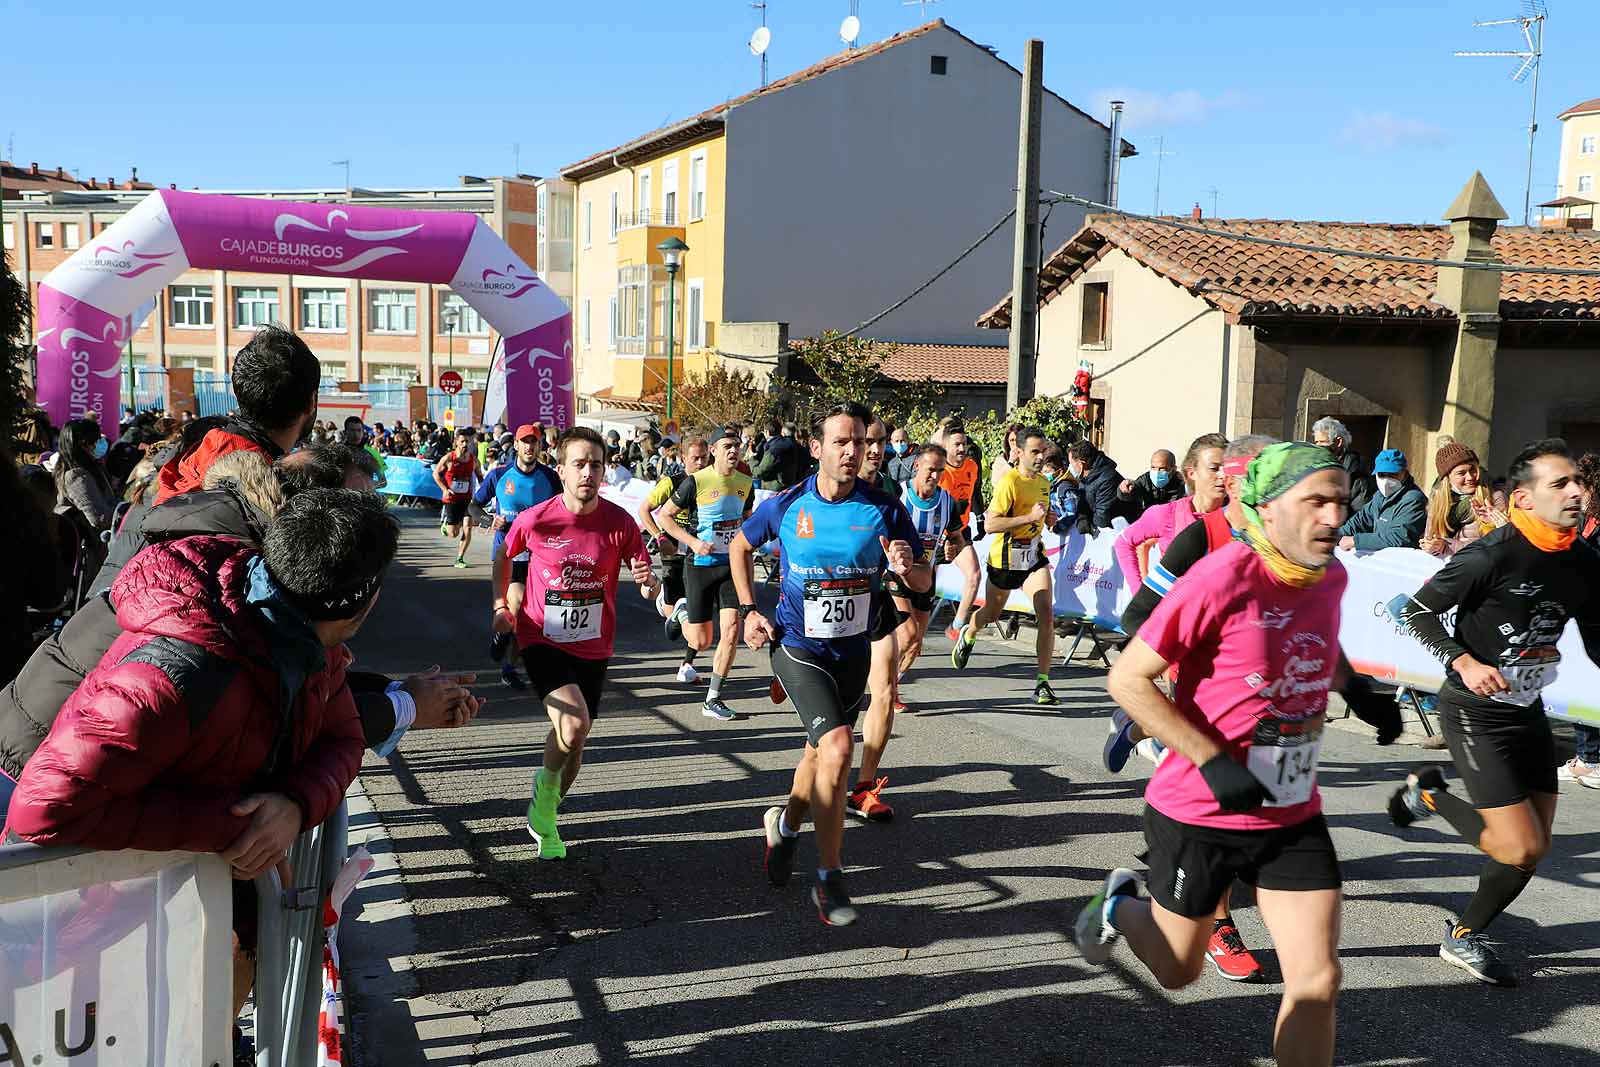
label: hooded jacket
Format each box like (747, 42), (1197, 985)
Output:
(92, 482), (269, 594)
(1077, 452), (1128, 528)
(5, 536), (364, 851)
(155, 416), (284, 504)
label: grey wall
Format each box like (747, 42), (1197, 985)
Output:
(722, 25), (1112, 346)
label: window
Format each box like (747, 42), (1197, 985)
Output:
(582, 298), (592, 346)
(1583, 135), (1597, 156)
(689, 153), (707, 221)
(608, 191), (619, 240)
(300, 288), (347, 331)
(584, 200), (593, 246)
(35, 222), (54, 249)
(616, 266), (648, 349)
(638, 170), (652, 224)
(234, 286), (279, 328)
(556, 195), (574, 239)
(686, 279), (704, 349)
(2, 222), (12, 250)
(62, 223), (81, 250)
(1080, 281), (1109, 347)
(170, 284), (214, 327)
(608, 295), (618, 349)
(662, 161), (678, 223)
(368, 288), (417, 333)
(440, 293), (489, 335)
(170, 354), (215, 371)
(537, 188), (548, 233)
(318, 360), (348, 382)
(1580, 175), (1595, 194)
(368, 362), (418, 384)
(930, 55), (948, 75)
(460, 369), (489, 391)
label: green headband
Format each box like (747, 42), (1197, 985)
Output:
(1240, 442), (1343, 532)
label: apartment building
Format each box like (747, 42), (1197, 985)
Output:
(1542, 97), (1600, 228)
(560, 18), (1132, 411)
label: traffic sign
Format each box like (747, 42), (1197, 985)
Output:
(441, 408), (456, 429)
(439, 370), (464, 395)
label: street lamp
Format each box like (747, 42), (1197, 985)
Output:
(441, 303), (459, 369)
(656, 236), (688, 421)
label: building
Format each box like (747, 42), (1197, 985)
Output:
(1539, 98), (1600, 229)
(979, 173), (1600, 474)
(0, 160), (155, 199)
(560, 18), (1132, 414)
(4, 175), (541, 394)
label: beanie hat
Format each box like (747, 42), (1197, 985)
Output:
(1435, 441), (1479, 482)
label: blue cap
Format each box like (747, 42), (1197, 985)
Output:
(1373, 448), (1406, 474)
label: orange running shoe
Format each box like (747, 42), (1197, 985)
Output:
(847, 777), (894, 822)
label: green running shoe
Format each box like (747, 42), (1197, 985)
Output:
(950, 623), (977, 670)
(526, 769), (566, 860)
(1035, 678), (1059, 706)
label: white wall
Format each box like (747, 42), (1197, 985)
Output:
(722, 25), (1113, 346)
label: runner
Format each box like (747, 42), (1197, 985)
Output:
(732, 401), (929, 926)
(637, 436), (709, 684)
(1075, 443), (1351, 1067)
(1389, 438), (1600, 987)
(938, 419), (984, 642)
(658, 427), (756, 721)
(433, 429), (481, 568)
(480, 423), (562, 689)
(492, 427), (659, 860)
(950, 425), (1059, 705)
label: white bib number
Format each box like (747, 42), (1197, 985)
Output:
(1245, 719), (1324, 808)
(1492, 646), (1560, 707)
(803, 578), (870, 638)
(450, 478), (469, 493)
(1007, 536), (1038, 571)
(712, 519), (740, 554)
(543, 589), (602, 643)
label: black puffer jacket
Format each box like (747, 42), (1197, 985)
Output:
(92, 483), (269, 594)
(1078, 452), (1128, 527)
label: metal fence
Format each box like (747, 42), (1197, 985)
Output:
(122, 365), (169, 414)
(361, 382), (411, 410)
(194, 372), (238, 418)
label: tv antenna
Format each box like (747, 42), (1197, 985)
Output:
(750, 1), (771, 88)
(1151, 136), (1176, 216)
(1204, 185), (1220, 219)
(903, 0), (939, 17)
(840, 1), (861, 48)
(1454, 0), (1547, 226)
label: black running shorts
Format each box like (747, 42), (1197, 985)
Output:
(685, 562), (739, 624)
(772, 644), (870, 747)
(520, 644), (608, 719)
(660, 553), (686, 605)
(884, 570), (936, 613)
(986, 556), (1048, 592)
(870, 594), (906, 642)
(1436, 689), (1558, 808)
(1142, 806), (1341, 918)
(442, 498), (470, 526)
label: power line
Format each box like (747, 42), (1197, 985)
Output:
(843, 208), (1016, 337)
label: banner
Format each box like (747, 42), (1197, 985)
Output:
(379, 456), (444, 501)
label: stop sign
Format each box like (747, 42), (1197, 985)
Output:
(439, 370), (464, 395)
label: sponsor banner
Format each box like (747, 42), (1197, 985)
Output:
(931, 525), (1133, 632)
(379, 456), (444, 501)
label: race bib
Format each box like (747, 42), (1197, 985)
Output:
(712, 519), (741, 554)
(1007, 536), (1038, 571)
(1245, 717), (1324, 808)
(542, 589), (602, 643)
(450, 478), (469, 493)
(1492, 646), (1560, 707)
(803, 577), (870, 638)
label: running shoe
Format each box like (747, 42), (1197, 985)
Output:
(770, 678), (787, 704)
(1387, 766), (1449, 828)
(1557, 758), (1600, 789)
(440, 522), (450, 537)
(677, 662), (700, 684)
(702, 697), (740, 722)
(1103, 707), (1138, 774)
(1208, 920), (1266, 982)
(893, 700), (910, 715)
(812, 873), (859, 927)
(501, 663), (527, 690)
(1034, 678), (1059, 706)
(945, 624), (963, 643)
(453, 556), (468, 569)
(1075, 868), (1140, 965)
(1440, 923), (1516, 987)
(526, 770), (566, 860)
(664, 598), (688, 643)
(1135, 737), (1170, 766)
(763, 806), (797, 886)
(847, 777), (894, 822)
(490, 629), (513, 663)
(950, 623), (977, 670)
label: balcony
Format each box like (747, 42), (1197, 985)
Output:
(616, 209), (687, 268)
(617, 208), (681, 229)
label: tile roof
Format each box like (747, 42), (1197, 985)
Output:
(878, 341), (1008, 385)
(1559, 97), (1600, 119)
(978, 215), (1600, 328)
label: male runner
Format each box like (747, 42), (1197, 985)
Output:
(938, 419), (984, 642)
(637, 436), (709, 683)
(1076, 443), (1351, 1067)
(950, 426), (1059, 705)
(732, 402), (928, 926)
(493, 427), (659, 860)
(1389, 438), (1600, 986)
(433, 429), (481, 568)
(481, 423), (561, 689)
(658, 427), (756, 721)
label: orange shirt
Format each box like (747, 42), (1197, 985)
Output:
(940, 456), (980, 524)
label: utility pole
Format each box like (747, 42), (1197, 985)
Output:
(1006, 38), (1044, 411)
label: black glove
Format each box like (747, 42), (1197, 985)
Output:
(1198, 754), (1273, 813)
(1342, 680), (1403, 746)
(974, 514), (987, 540)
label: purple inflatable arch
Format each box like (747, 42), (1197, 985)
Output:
(33, 189), (573, 430)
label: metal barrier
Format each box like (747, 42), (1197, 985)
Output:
(194, 373), (238, 418)
(361, 382), (410, 410)
(120, 365), (168, 414)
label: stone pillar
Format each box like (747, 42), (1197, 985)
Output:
(1433, 171), (1507, 463)
(1230, 330), (1289, 439)
(166, 367), (196, 418)
(408, 385), (429, 425)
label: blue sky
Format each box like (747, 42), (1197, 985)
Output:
(6, 0), (1596, 225)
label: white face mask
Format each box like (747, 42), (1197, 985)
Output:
(1376, 475), (1402, 498)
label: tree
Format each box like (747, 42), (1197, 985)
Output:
(670, 362), (777, 432)
(784, 331), (896, 429)
(0, 249), (33, 450)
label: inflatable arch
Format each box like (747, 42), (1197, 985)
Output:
(33, 189), (573, 431)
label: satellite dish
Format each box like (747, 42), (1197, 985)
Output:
(839, 15), (860, 43)
(749, 25), (772, 55)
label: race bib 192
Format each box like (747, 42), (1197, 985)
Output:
(543, 589), (602, 643)
(1245, 717), (1324, 808)
(803, 577), (870, 638)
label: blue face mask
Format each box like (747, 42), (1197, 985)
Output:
(92, 437), (109, 460)
(890, 441), (909, 455)
(1149, 468), (1171, 489)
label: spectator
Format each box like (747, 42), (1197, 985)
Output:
(52, 418), (116, 531)
(1337, 448), (1427, 551)
(1067, 439), (1127, 528)
(752, 419), (803, 490)
(1419, 440), (1505, 557)
(887, 426), (917, 486)
(156, 326), (321, 503)
(1113, 433), (1228, 591)
(1041, 447), (1086, 536)
(990, 424), (1023, 492)
(0, 445), (69, 687)
(1562, 453), (1600, 788)
(605, 452), (633, 487)
(1117, 448), (1185, 519)
(1311, 416), (1374, 513)
(342, 416), (387, 491)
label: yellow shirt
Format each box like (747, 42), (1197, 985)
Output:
(988, 468), (1049, 570)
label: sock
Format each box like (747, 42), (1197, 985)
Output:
(1456, 859), (1537, 936)
(817, 867), (839, 882)
(1037, 671), (1050, 684)
(779, 812), (799, 838)
(1422, 786), (1487, 844)
(1213, 916), (1229, 930)
(1104, 893), (1124, 934)
(682, 648), (697, 666)
(708, 672), (726, 700)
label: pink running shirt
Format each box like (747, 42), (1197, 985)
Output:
(502, 495), (648, 661)
(1139, 540), (1347, 830)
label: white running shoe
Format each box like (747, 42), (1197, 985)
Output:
(1557, 758), (1600, 789)
(677, 663), (700, 684)
(1135, 737), (1169, 766)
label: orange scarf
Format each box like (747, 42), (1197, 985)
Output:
(1509, 506), (1576, 553)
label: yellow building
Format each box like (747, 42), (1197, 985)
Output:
(1543, 97), (1600, 228)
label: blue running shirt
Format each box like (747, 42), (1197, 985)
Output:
(476, 460), (562, 557)
(741, 474), (923, 661)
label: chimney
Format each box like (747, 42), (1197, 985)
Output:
(1191, 203), (1203, 220)
(1434, 170), (1509, 468)
(55, 166), (65, 179)
(88, 178), (98, 189)
(29, 162), (39, 175)
(130, 166), (138, 182)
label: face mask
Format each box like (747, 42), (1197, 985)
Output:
(1149, 468), (1171, 489)
(1376, 475), (1401, 497)
(92, 437), (109, 460)
(890, 441), (908, 455)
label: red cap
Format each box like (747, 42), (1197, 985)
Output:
(515, 422), (543, 441)
(1221, 456), (1252, 477)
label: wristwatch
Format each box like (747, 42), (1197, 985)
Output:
(737, 603), (759, 621)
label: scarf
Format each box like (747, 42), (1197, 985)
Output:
(1508, 506), (1576, 553)
(1446, 491), (1476, 536)
(1240, 442), (1344, 589)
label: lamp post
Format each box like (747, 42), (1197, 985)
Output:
(656, 236), (688, 421)
(441, 304), (459, 369)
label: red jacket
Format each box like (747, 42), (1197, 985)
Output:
(6, 536), (364, 853)
(155, 422), (280, 504)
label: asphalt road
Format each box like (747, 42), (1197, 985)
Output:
(339, 510), (1600, 1067)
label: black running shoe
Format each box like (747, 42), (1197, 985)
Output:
(664, 598), (688, 644)
(763, 806), (797, 887)
(1387, 766), (1448, 827)
(501, 662), (528, 690)
(812, 872), (859, 927)
(1440, 923), (1516, 987)
(490, 629), (513, 663)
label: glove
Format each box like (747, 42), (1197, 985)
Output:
(974, 515), (987, 540)
(1342, 680), (1403, 746)
(1198, 754), (1273, 813)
